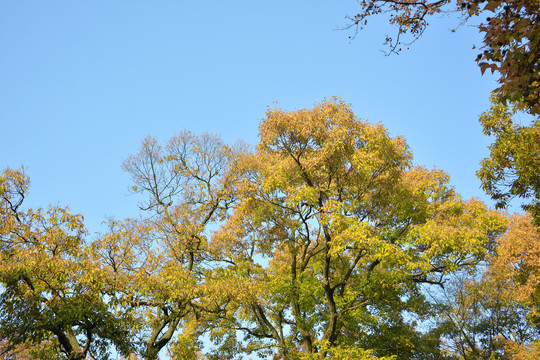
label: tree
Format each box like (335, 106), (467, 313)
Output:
(477, 95), (540, 224)
(0, 168), (132, 360)
(1, 104), (523, 359)
(347, 0), (540, 226)
(110, 131), (243, 359)
(90, 217), (191, 360)
(432, 213), (540, 360)
(491, 213), (540, 327)
(0, 134), (244, 360)
(432, 270), (538, 359)
(209, 97), (507, 359)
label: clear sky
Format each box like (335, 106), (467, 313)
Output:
(1, 1), (500, 234)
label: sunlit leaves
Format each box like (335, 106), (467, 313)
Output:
(346, 1), (540, 225)
(432, 214), (540, 359)
(491, 213), (540, 323)
(478, 94), (540, 223)
(0, 99), (525, 359)
(210, 98), (507, 359)
(118, 131), (243, 358)
(0, 168), (131, 360)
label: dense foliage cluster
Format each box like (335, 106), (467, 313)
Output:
(2, 99), (539, 359)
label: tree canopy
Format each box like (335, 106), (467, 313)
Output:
(477, 95), (540, 223)
(0, 169), (133, 360)
(207, 97), (508, 359)
(3, 98), (536, 359)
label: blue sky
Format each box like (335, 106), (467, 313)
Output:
(1, 1), (499, 234)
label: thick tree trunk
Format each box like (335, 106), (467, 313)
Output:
(53, 327), (85, 360)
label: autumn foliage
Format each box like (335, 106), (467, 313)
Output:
(1, 98), (539, 359)
(348, 0), (540, 225)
